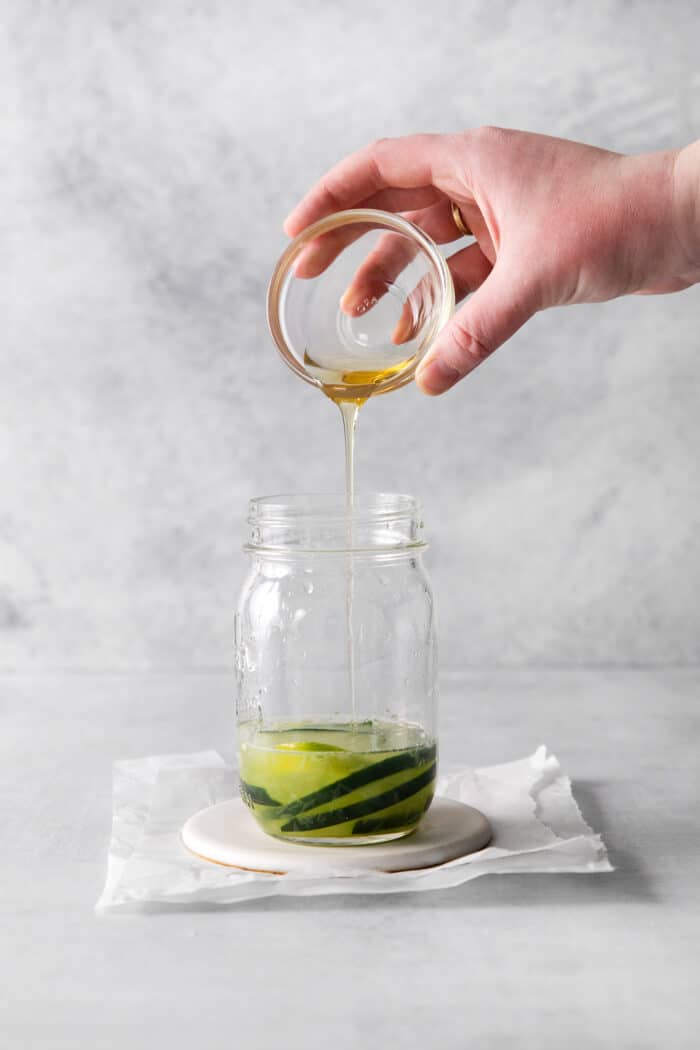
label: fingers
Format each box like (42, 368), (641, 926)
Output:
(296, 196), (459, 284)
(360, 185), (443, 214)
(448, 242), (493, 301)
(405, 197), (468, 246)
(284, 134), (453, 236)
(339, 199), (468, 316)
(415, 262), (538, 395)
(295, 188), (444, 276)
(339, 231), (419, 315)
(294, 224), (373, 279)
(339, 232), (490, 348)
(390, 242), (492, 345)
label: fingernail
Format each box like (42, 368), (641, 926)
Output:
(339, 286), (359, 315)
(283, 214), (296, 237)
(340, 286), (381, 317)
(415, 357), (461, 395)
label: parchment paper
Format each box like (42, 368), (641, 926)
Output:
(96, 745), (612, 909)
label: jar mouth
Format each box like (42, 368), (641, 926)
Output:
(245, 493), (426, 554)
(249, 492), (419, 522)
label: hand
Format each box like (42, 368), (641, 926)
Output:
(285, 129), (698, 394)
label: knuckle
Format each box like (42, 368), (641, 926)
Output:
(450, 321), (492, 366)
(319, 178), (344, 212)
(369, 136), (392, 155)
(467, 124), (509, 148)
(364, 137), (393, 186)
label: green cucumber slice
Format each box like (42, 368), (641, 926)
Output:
(352, 809), (425, 835)
(239, 781), (282, 807)
(280, 763), (436, 833)
(272, 747), (435, 819)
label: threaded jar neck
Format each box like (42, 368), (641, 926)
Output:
(245, 493), (426, 554)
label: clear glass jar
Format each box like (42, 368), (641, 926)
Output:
(235, 493), (438, 845)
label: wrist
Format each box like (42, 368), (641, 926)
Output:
(671, 140), (700, 285)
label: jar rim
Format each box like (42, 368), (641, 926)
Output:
(245, 492), (426, 554)
(248, 492), (420, 523)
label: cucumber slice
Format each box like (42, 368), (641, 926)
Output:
(352, 809), (425, 835)
(280, 762), (436, 833)
(239, 781), (281, 807)
(272, 748), (434, 820)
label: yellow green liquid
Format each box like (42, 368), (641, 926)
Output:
(239, 720), (437, 844)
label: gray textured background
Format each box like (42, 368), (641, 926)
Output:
(3, 0), (699, 671)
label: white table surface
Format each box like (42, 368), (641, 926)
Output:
(2, 668), (699, 1048)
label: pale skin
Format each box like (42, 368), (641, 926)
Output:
(284, 129), (700, 395)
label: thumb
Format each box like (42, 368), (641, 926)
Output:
(415, 263), (538, 395)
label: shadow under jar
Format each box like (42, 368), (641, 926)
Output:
(235, 493), (438, 845)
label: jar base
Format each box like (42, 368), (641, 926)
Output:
(272, 827), (417, 847)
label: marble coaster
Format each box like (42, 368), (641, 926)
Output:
(181, 797), (492, 874)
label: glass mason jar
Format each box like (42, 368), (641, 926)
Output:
(235, 493), (438, 846)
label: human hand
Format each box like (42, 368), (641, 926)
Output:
(285, 129), (698, 394)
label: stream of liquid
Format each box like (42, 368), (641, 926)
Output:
(305, 355), (419, 726)
(338, 399), (361, 724)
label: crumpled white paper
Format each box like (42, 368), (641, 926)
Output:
(96, 746), (612, 909)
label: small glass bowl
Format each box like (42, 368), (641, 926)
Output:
(267, 209), (454, 402)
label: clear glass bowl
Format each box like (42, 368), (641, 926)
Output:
(267, 209), (454, 402)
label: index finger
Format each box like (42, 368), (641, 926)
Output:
(284, 134), (453, 237)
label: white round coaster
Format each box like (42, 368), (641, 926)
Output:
(182, 797), (492, 874)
